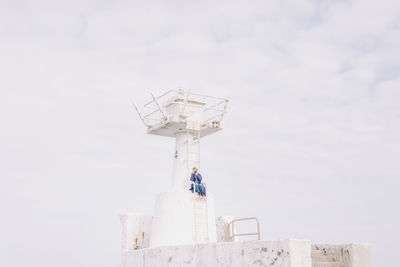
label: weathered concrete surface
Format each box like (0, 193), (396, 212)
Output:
(150, 191), (217, 248)
(122, 239), (311, 267)
(311, 244), (371, 267)
(120, 213), (153, 250)
(215, 216), (234, 242)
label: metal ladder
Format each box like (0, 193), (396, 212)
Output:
(185, 130), (209, 243)
(193, 196), (209, 243)
(186, 131), (200, 177)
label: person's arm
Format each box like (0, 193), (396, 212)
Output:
(190, 173), (196, 182)
(197, 173), (202, 183)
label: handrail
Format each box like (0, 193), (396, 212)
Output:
(143, 108), (163, 118)
(228, 217), (260, 241)
(132, 102), (149, 127)
(144, 90), (178, 107)
(189, 92), (227, 101)
(135, 90), (229, 129)
(151, 93), (168, 119)
(203, 112), (226, 124)
(203, 99), (227, 112)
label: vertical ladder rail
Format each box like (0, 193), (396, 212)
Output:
(187, 132), (208, 244)
(197, 131), (200, 172)
(186, 132), (190, 181)
(186, 132), (201, 177)
(193, 196), (209, 243)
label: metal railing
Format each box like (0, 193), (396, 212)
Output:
(134, 89), (229, 129)
(228, 217), (260, 241)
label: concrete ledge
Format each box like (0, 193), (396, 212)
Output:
(311, 243), (371, 267)
(122, 239), (311, 267)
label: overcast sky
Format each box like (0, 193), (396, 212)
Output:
(1, 0), (399, 266)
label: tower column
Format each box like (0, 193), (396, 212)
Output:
(172, 132), (199, 191)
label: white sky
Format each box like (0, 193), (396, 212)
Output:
(1, 0), (399, 266)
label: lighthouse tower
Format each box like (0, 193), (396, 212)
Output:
(121, 90), (371, 267)
(134, 89), (229, 247)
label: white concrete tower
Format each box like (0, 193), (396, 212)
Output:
(134, 89), (229, 247)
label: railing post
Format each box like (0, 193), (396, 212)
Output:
(151, 93), (168, 120)
(228, 217), (260, 241)
(132, 102), (149, 127)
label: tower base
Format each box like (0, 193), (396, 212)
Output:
(123, 239), (310, 267)
(150, 191), (217, 248)
(122, 240), (371, 267)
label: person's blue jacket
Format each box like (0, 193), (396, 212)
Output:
(190, 173), (202, 184)
(189, 172), (206, 196)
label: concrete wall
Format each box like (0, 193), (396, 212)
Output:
(120, 213), (153, 250)
(216, 216), (234, 242)
(311, 244), (371, 267)
(150, 191), (217, 248)
(120, 215), (371, 267)
(122, 239), (311, 267)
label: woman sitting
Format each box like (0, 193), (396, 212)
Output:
(189, 167), (206, 197)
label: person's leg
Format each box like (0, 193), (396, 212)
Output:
(198, 184), (206, 197)
(200, 184), (206, 197)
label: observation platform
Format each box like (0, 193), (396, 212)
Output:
(134, 90), (229, 138)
